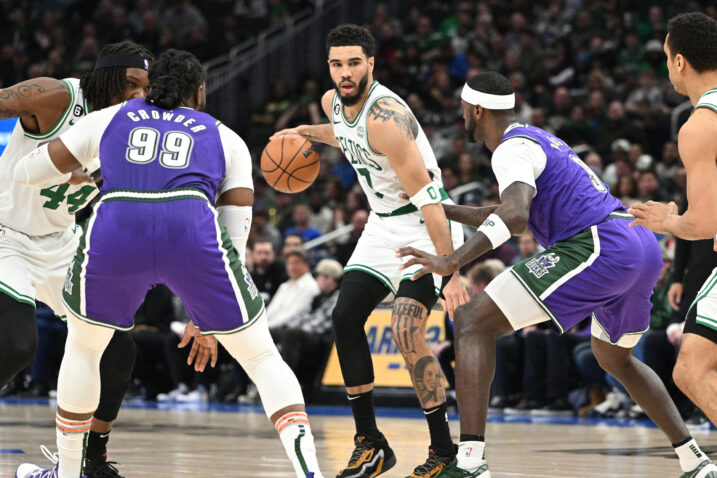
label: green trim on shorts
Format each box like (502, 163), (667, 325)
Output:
(0, 281), (36, 307)
(592, 314), (648, 346)
(688, 269), (717, 316)
(696, 315), (717, 332)
(509, 268), (563, 333)
(344, 264), (397, 295)
(209, 211), (265, 331)
(62, 298), (134, 331)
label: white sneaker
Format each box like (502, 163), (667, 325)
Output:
(680, 460), (717, 478)
(175, 386), (208, 402)
(157, 383), (189, 402)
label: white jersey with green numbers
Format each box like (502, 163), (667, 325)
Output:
(331, 81), (444, 215)
(0, 77), (99, 236)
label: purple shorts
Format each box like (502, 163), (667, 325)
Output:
(62, 189), (264, 334)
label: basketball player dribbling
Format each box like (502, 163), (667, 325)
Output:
(273, 24), (468, 478)
(630, 12), (717, 430)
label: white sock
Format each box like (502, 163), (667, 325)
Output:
(456, 440), (486, 471)
(55, 414), (91, 478)
(275, 412), (324, 478)
(674, 437), (707, 472)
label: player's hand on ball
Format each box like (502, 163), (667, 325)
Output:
(628, 201), (678, 233)
(396, 247), (458, 279)
(270, 127), (303, 141)
(178, 322), (218, 372)
(442, 273), (470, 321)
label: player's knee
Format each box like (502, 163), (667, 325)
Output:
(673, 353), (699, 395)
(454, 300), (497, 341)
(331, 298), (367, 345)
(101, 331), (137, 377)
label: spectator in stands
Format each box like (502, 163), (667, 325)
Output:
(250, 209), (282, 253)
(272, 259), (343, 399)
(282, 233), (304, 257)
(266, 250), (319, 329)
(335, 209), (368, 265)
(284, 203), (322, 243)
(512, 231), (540, 265)
(249, 238), (286, 304)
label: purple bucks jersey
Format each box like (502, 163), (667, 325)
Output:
(98, 98), (225, 203)
(502, 125), (623, 248)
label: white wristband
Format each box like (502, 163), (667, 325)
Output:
(13, 143), (71, 187)
(477, 214), (511, 249)
(410, 182), (441, 209)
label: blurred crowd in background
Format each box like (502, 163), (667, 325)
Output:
(2, 0), (716, 426)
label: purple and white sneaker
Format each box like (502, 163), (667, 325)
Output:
(16, 445), (87, 478)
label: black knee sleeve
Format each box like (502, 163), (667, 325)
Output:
(332, 271), (390, 387)
(0, 294), (38, 388)
(396, 274), (438, 312)
(95, 330), (136, 422)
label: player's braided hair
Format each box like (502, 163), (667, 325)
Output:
(146, 49), (204, 110)
(79, 41), (154, 111)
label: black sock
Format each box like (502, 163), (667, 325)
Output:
(85, 430), (110, 463)
(424, 403), (454, 456)
(348, 390), (380, 439)
(460, 434), (485, 443)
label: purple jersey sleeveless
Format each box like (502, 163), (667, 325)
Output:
(502, 125), (623, 248)
(62, 99), (264, 333)
(99, 98), (225, 202)
(500, 125), (662, 344)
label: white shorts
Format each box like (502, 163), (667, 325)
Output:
(345, 210), (464, 295)
(0, 224), (80, 316)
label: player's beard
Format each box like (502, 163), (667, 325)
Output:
(335, 72), (369, 107)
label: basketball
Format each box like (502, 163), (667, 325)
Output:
(261, 134), (319, 193)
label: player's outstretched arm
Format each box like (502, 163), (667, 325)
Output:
(442, 203), (499, 227)
(398, 182), (534, 279)
(0, 77), (70, 129)
(270, 90), (339, 146)
(629, 112), (717, 239)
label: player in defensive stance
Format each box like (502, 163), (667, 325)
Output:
(630, 12), (717, 428)
(398, 71), (717, 478)
(0, 41), (154, 478)
(14, 49), (323, 478)
(273, 24), (467, 477)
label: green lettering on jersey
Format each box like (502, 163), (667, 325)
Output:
(39, 184), (96, 212)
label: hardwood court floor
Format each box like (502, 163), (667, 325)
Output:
(1, 401), (716, 477)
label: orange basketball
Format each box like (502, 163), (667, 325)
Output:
(261, 135), (320, 193)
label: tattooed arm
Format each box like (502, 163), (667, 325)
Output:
(0, 77), (71, 135)
(270, 90), (339, 146)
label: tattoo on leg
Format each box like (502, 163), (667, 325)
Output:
(412, 356), (446, 405)
(392, 301), (423, 354)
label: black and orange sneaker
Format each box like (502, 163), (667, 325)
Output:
(406, 447), (455, 477)
(336, 434), (396, 478)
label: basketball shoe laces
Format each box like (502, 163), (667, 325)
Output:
(27, 445), (60, 478)
(411, 449), (452, 475)
(346, 438), (374, 467)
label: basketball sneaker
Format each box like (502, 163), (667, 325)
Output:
(85, 457), (124, 478)
(406, 447), (455, 477)
(680, 460), (717, 478)
(16, 445), (87, 478)
(434, 459), (490, 478)
(336, 434), (396, 477)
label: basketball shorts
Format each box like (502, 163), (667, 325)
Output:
(62, 189), (265, 334)
(0, 223), (80, 316)
(685, 267), (717, 344)
(485, 214), (662, 348)
(344, 209), (464, 296)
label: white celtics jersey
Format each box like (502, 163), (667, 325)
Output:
(331, 81), (442, 215)
(0, 78), (99, 236)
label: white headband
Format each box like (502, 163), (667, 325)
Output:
(461, 84), (515, 110)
